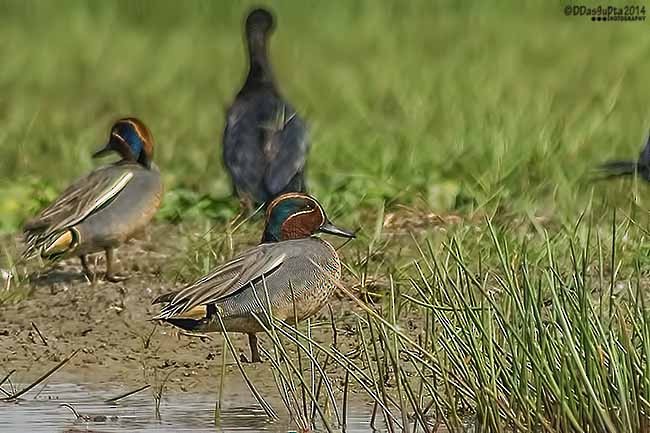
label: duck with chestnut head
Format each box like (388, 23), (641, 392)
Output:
(23, 118), (163, 282)
(222, 7), (310, 208)
(153, 193), (355, 362)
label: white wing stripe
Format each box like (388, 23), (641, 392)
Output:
(88, 172), (134, 216)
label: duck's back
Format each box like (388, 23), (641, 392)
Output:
(223, 88), (309, 205)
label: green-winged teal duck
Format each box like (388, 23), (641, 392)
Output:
(153, 192), (354, 362)
(222, 7), (310, 208)
(23, 118), (163, 282)
(597, 129), (650, 181)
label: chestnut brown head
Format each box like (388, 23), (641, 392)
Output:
(262, 193), (356, 243)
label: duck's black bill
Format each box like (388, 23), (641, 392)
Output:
(92, 143), (113, 158)
(319, 221), (356, 239)
(93, 132), (125, 158)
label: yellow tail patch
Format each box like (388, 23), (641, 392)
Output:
(174, 305), (207, 320)
(43, 230), (73, 256)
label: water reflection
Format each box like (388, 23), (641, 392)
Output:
(0, 382), (378, 433)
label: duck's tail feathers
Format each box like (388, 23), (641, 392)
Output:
(151, 291), (188, 319)
(152, 292), (177, 305)
(161, 317), (205, 332)
(22, 228), (78, 261)
(151, 293), (199, 321)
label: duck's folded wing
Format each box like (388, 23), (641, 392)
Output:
(152, 243), (287, 319)
(638, 131), (650, 166)
(264, 103), (309, 195)
(223, 104), (267, 200)
(24, 167), (134, 235)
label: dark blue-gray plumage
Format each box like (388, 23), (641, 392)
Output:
(223, 7), (309, 207)
(598, 130), (650, 181)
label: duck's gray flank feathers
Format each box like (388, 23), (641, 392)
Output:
(153, 238), (340, 328)
(153, 242), (290, 319)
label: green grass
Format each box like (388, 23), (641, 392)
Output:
(1, 0), (650, 431)
(1, 0), (649, 230)
(327, 219), (650, 432)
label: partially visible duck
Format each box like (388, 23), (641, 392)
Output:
(597, 129), (650, 181)
(23, 118), (163, 282)
(223, 7), (309, 208)
(153, 192), (355, 362)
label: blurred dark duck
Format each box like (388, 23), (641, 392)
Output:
(23, 118), (163, 282)
(222, 7), (310, 208)
(153, 193), (355, 363)
(597, 130), (650, 181)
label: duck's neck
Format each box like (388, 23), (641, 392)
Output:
(261, 225), (281, 243)
(111, 142), (138, 165)
(244, 31), (274, 89)
(137, 152), (152, 169)
(113, 149), (151, 169)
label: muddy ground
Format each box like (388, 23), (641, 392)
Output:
(0, 223), (383, 402)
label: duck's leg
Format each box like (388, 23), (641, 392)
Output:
(79, 255), (95, 281)
(104, 248), (130, 282)
(248, 333), (261, 363)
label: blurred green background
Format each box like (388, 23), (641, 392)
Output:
(2, 3), (649, 427)
(0, 0), (649, 233)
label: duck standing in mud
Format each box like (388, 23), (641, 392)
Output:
(22, 118), (163, 282)
(153, 193), (355, 363)
(222, 7), (310, 209)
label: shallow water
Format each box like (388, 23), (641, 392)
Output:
(0, 381), (379, 433)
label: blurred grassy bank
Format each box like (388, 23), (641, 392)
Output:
(0, 0), (648, 233)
